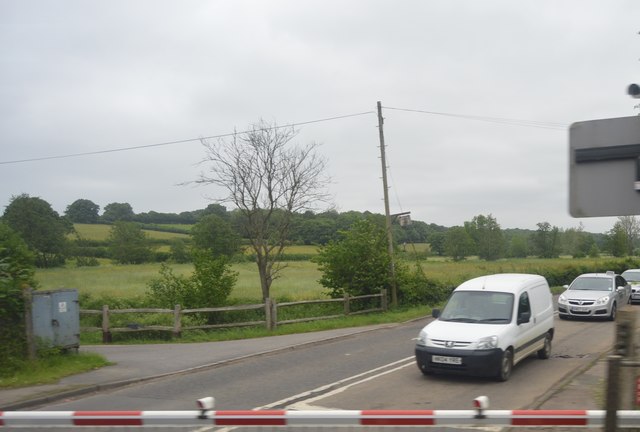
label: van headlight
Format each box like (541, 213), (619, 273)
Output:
(416, 329), (428, 346)
(595, 295), (610, 306)
(477, 335), (498, 349)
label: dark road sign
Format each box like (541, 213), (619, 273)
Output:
(569, 116), (640, 217)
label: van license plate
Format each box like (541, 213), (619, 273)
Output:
(432, 355), (462, 365)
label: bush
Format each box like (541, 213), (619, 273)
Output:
(75, 256), (100, 267)
(0, 223), (37, 375)
(397, 264), (452, 307)
(146, 251), (238, 324)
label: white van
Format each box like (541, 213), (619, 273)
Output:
(414, 273), (555, 381)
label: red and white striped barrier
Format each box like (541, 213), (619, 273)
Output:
(2, 409), (640, 428)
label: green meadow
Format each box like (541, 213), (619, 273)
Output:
(72, 223), (190, 241)
(50, 224), (636, 304)
(36, 260), (326, 301)
(35, 255), (626, 304)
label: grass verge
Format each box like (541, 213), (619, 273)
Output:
(0, 352), (112, 389)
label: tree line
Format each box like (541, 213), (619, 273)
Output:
(3, 193), (639, 269)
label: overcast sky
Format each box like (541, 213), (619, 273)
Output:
(2, 1), (639, 234)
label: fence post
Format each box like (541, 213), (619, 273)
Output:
(606, 355), (622, 432)
(173, 304), (182, 338)
(265, 298), (277, 330)
(381, 289), (388, 311)
(344, 294), (350, 316)
(23, 287), (36, 360)
(271, 298), (277, 330)
(102, 305), (112, 343)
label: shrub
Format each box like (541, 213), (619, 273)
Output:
(0, 223), (37, 375)
(146, 251), (238, 323)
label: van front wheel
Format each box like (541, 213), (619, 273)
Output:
(497, 349), (513, 382)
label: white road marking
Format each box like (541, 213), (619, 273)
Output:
(195, 356), (415, 432)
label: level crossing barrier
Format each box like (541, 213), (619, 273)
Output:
(3, 409), (640, 428)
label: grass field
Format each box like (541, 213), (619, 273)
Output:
(72, 224), (190, 241)
(36, 260), (326, 301)
(36, 255), (627, 304)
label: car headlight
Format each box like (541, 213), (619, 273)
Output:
(595, 296), (610, 306)
(416, 329), (428, 346)
(477, 335), (498, 349)
(558, 294), (567, 304)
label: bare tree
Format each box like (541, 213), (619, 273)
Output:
(196, 120), (331, 301)
(617, 216), (640, 255)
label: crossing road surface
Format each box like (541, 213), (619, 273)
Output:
(6, 315), (615, 431)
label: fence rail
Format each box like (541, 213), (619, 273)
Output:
(80, 290), (387, 342)
(2, 409), (639, 428)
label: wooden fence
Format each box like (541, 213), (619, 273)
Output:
(80, 290), (387, 343)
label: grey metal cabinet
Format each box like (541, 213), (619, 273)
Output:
(31, 289), (80, 350)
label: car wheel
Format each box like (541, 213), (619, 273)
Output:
(537, 333), (552, 359)
(559, 314), (568, 320)
(497, 349), (513, 382)
(609, 303), (617, 321)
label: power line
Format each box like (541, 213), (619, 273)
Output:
(382, 106), (568, 130)
(0, 111), (376, 166)
(0, 106), (568, 166)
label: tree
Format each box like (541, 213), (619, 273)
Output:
(563, 223), (595, 258)
(464, 214), (504, 261)
(444, 226), (474, 261)
(531, 222), (560, 258)
(201, 203), (229, 220)
(0, 223), (36, 372)
(190, 214), (240, 258)
(65, 199), (100, 223)
(616, 216), (640, 255)
(196, 120), (330, 301)
(314, 218), (392, 298)
(2, 194), (72, 267)
(427, 232), (446, 256)
(607, 222), (628, 257)
(108, 221), (152, 264)
(102, 202), (135, 223)
(508, 234), (529, 258)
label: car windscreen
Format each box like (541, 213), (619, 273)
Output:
(439, 291), (514, 324)
(622, 271), (640, 282)
(570, 277), (612, 291)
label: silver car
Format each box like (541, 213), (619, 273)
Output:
(621, 269), (640, 304)
(558, 272), (631, 320)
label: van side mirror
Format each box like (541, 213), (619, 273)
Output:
(432, 308), (441, 318)
(517, 310), (531, 325)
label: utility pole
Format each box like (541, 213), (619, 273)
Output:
(377, 101), (398, 308)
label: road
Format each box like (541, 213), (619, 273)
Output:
(10, 314), (614, 432)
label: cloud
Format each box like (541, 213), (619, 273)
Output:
(1, 0), (637, 234)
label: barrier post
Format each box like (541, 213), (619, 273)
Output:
(606, 355), (622, 432)
(618, 306), (640, 432)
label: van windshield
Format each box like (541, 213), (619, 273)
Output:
(439, 291), (514, 324)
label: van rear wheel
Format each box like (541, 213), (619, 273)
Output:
(537, 333), (552, 359)
(497, 349), (513, 382)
